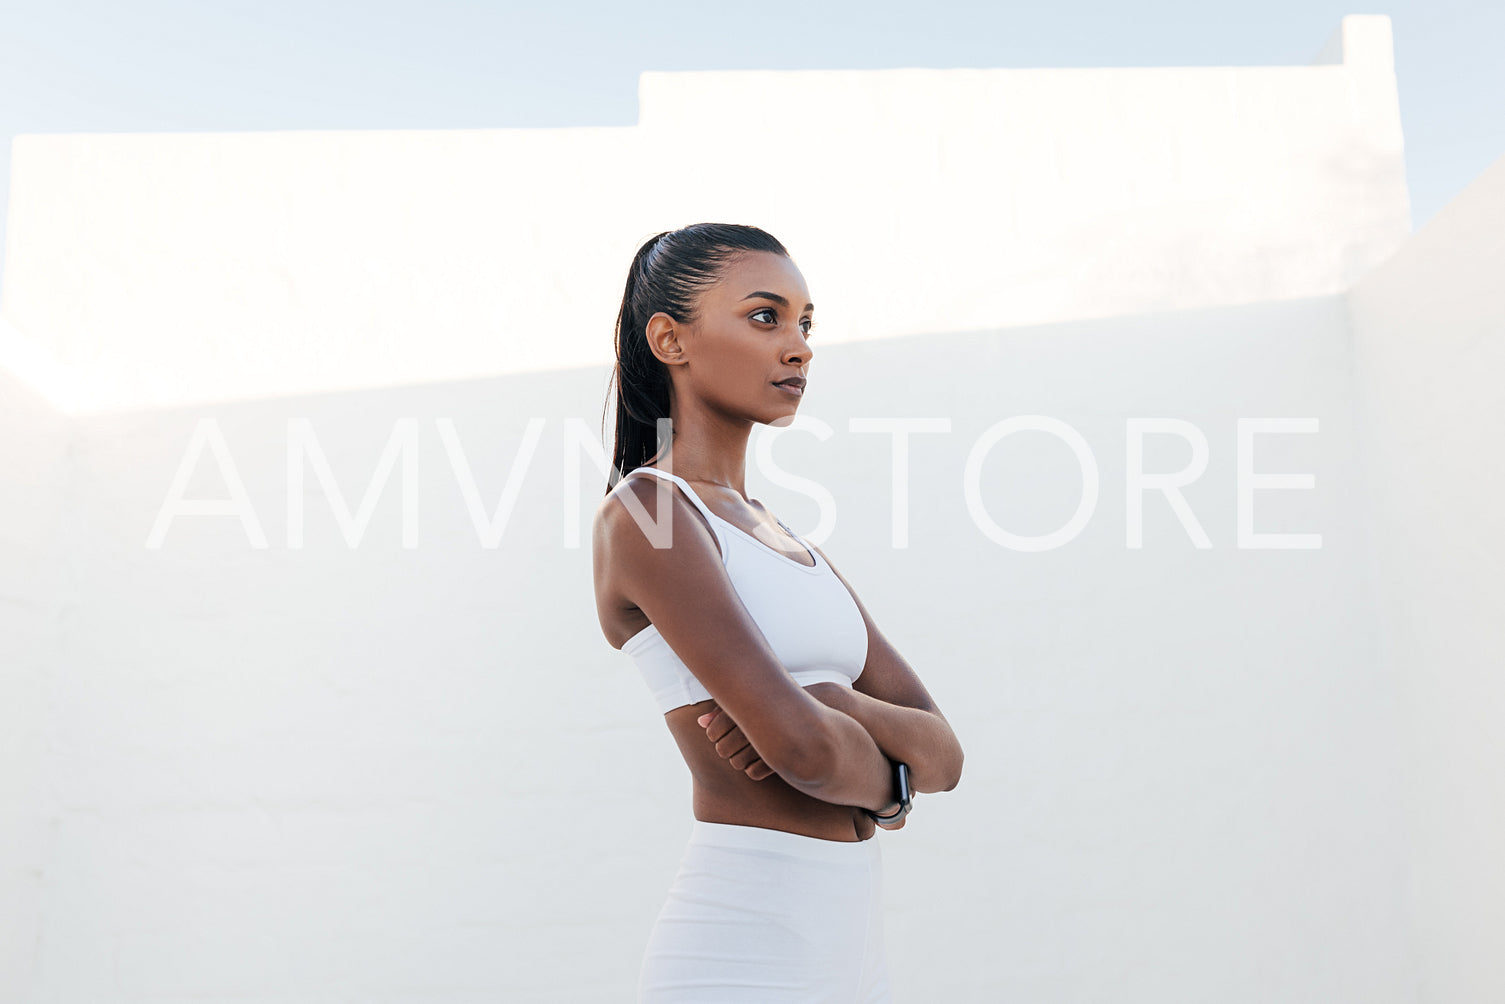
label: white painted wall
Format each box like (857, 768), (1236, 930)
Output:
(0, 343), (70, 997)
(1349, 149), (1505, 1004)
(5, 293), (1414, 1003)
(3, 14), (1500, 1004)
(0, 17), (1407, 415)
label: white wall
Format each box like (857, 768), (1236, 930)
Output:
(1349, 150), (1505, 1004)
(0, 16), (1407, 415)
(0, 292), (1420, 1002)
(0, 334), (71, 995)
(6, 13), (1502, 1003)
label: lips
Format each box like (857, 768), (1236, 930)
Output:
(774, 377), (807, 390)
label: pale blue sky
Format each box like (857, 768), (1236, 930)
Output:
(2, 0), (1501, 277)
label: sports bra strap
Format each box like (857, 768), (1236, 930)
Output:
(625, 466), (728, 559)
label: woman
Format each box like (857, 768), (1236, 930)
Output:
(592, 223), (964, 1003)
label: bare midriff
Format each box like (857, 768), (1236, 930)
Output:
(664, 700), (877, 843)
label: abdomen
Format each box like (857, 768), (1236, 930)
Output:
(663, 702), (876, 842)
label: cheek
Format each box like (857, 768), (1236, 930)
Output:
(710, 339), (763, 375)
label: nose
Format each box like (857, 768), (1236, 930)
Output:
(785, 327), (814, 366)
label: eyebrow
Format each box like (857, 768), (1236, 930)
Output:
(740, 291), (815, 312)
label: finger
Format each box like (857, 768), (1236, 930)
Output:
(746, 761), (775, 781)
(700, 711), (738, 744)
(714, 726), (752, 760)
(715, 738), (752, 763)
(728, 745), (762, 771)
(696, 704), (721, 730)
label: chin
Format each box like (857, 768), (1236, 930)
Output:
(766, 410), (801, 429)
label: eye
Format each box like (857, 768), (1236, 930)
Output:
(750, 308), (816, 338)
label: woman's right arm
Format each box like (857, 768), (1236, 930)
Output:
(595, 478), (896, 812)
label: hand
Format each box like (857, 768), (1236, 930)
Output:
(696, 703), (776, 781)
(868, 800), (910, 831)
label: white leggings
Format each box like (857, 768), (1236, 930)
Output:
(639, 820), (892, 1003)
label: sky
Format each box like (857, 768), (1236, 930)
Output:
(2, 0), (1502, 279)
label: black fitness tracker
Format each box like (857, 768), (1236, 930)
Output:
(865, 761), (912, 829)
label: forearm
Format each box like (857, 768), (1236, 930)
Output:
(779, 704), (901, 813)
(805, 683), (963, 793)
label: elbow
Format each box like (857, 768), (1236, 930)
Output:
(937, 741), (965, 793)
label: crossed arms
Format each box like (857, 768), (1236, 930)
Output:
(598, 480), (964, 814)
(695, 540), (964, 806)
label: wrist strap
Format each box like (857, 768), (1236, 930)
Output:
(864, 760), (912, 827)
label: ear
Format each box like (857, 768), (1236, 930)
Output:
(644, 311), (689, 367)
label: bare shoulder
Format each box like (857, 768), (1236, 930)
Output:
(593, 473), (721, 566)
(591, 473), (720, 648)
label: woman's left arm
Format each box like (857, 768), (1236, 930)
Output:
(805, 543), (964, 794)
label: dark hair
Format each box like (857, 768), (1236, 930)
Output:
(602, 222), (789, 494)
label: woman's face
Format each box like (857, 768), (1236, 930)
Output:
(653, 250), (816, 426)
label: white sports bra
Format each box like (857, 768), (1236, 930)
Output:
(616, 466), (869, 714)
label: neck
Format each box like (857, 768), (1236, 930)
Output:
(646, 402), (754, 502)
